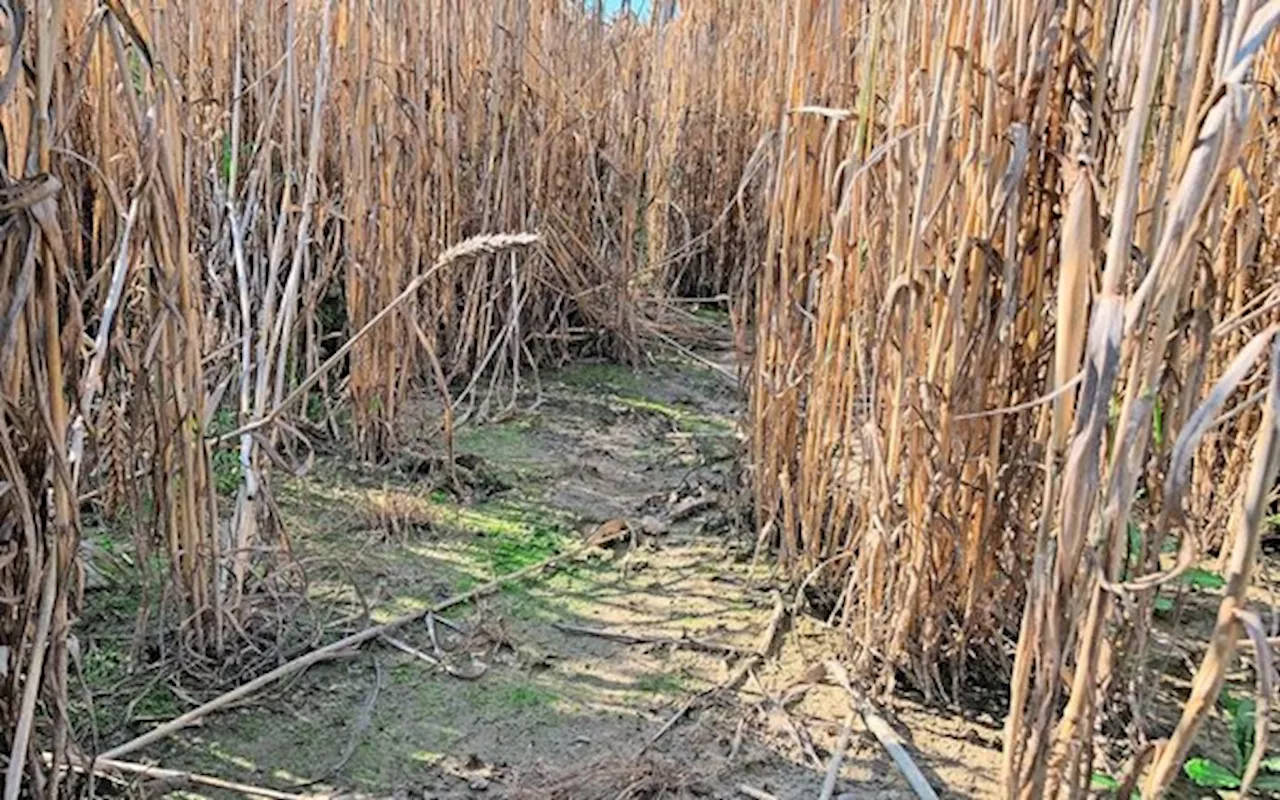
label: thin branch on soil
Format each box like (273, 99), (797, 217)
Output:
(298, 656), (383, 787)
(101, 545), (587, 760)
(727, 713), (748, 763)
(737, 785), (779, 800)
(51, 755), (310, 800)
(380, 634), (443, 666)
(380, 633), (488, 680)
(637, 693), (702, 755)
(639, 591), (788, 754)
(668, 491), (719, 523)
(747, 667), (822, 770)
(552, 621), (750, 656)
(1115, 741), (1157, 800)
(856, 704), (939, 800)
(826, 661), (939, 800)
(757, 590), (789, 659)
(427, 612), (466, 634)
(644, 326), (738, 382)
(819, 711), (856, 800)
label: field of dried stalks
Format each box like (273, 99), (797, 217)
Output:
(5, 0), (1280, 797)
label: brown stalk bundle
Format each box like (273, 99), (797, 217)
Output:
(751, 0), (1058, 691)
(1, 0), (783, 793)
(1, 2), (81, 794)
(748, 0), (1280, 795)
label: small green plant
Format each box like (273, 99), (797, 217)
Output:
(306, 393), (327, 424)
(126, 47), (146, 94)
(483, 521), (566, 575)
(1182, 692), (1280, 793)
(557, 362), (643, 394)
(1182, 567), (1227, 591)
(1125, 522), (1144, 580)
(1089, 771), (1137, 798)
(467, 680), (554, 713)
(219, 134), (234, 184)
(502, 683), (553, 710)
(80, 643), (125, 687)
(1126, 522), (1199, 614)
(207, 408), (242, 495)
(634, 672), (684, 694)
(1153, 566), (1226, 614)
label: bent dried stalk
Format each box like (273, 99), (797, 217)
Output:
(1145, 340), (1280, 795)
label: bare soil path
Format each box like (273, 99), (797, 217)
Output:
(77, 351), (1002, 799)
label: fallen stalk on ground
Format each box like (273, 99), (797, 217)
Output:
(818, 712), (856, 800)
(48, 754), (313, 800)
(100, 543), (589, 761)
(552, 621), (751, 656)
(827, 661), (939, 800)
(639, 591), (788, 754)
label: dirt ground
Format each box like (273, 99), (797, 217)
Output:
(73, 342), (1280, 799)
(76, 350), (1006, 798)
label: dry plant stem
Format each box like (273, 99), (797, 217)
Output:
(28, 0), (77, 794)
(827, 661), (939, 800)
(1050, 171), (1095, 452)
(298, 657), (383, 787)
(1233, 608), (1275, 794)
(68, 194), (142, 486)
(380, 634), (487, 680)
(861, 708), (940, 800)
(639, 592), (787, 754)
(818, 711), (855, 800)
(4, 552), (58, 800)
(1146, 340), (1280, 795)
(216, 233), (540, 445)
(1116, 742), (1158, 800)
(268, 0), (334, 410)
(379, 634), (442, 667)
(749, 667), (822, 770)
(737, 785), (779, 800)
(101, 543), (582, 760)
(52, 755), (308, 800)
(954, 371), (1084, 422)
(551, 622), (750, 656)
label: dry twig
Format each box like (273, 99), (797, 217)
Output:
(101, 544), (586, 760)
